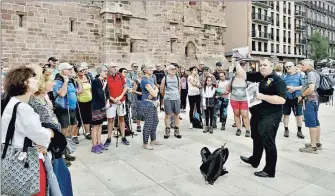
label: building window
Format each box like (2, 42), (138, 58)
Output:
(18, 14), (24, 27)
(288, 2), (291, 14)
(283, 1), (286, 14)
(294, 47), (297, 55)
(271, 43), (274, 53)
(271, 28), (274, 40)
(276, 44), (279, 53)
(271, 12), (274, 25)
(283, 16), (286, 28)
(288, 31), (291, 43)
(276, 3), (279, 11)
(288, 17), (291, 29)
(252, 41), (256, 51)
(170, 39), (177, 53)
(115, 17), (122, 28)
(284, 45), (286, 54)
(264, 42), (268, 52)
(252, 6), (255, 14)
(185, 42), (196, 58)
(283, 30), (286, 42)
(69, 19), (76, 32)
(130, 40), (137, 53)
(258, 42), (262, 52)
(288, 46), (291, 54)
(276, 14), (279, 26)
(276, 29), (279, 41)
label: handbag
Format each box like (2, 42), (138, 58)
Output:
(1, 102), (41, 196)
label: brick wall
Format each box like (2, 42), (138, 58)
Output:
(2, 1), (227, 69)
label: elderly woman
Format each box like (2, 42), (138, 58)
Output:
(140, 64), (162, 150)
(237, 58), (286, 178)
(91, 65), (110, 153)
(2, 66), (54, 196)
(28, 65), (73, 196)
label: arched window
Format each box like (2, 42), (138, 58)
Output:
(185, 42), (196, 58)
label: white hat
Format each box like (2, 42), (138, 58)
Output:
(80, 62), (88, 69)
(166, 64), (176, 70)
(58, 62), (73, 71)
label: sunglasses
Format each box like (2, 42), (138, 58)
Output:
(285, 66), (292, 69)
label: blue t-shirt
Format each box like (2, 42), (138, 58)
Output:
(53, 80), (77, 110)
(283, 73), (303, 99)
(140, 76), (157, 107)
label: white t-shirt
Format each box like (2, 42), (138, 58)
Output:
(187, 75), (201, 96)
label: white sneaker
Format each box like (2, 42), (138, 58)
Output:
(189, 123), (193, 129)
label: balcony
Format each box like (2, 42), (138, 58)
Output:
(252, 13), (272, 24)
(295, 10), (306, 18)
(329, 41), (335, 46)
(252, 1), (271, 8)
(295, 25), (306, 32)
(251, 31), (271, 41)
(295, 1), (306, 6)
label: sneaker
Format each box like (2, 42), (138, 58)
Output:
(72, 136), (79, 144)
(212, 124), (217, 129)
(203, 126), (209, 133)
(305, 143), (323, 150)
(104, 137), (112, 148)
(84, 133), (92, 140)
(65, 154), (76, 161)
(65, 159), (72, 167)
(136, 125), (142, 132)
(122, 137), (130, 145)
(189, 123), (193, 129)
(91, 145), (103, 154)
(299, 145), (318, 154)
(174, 127), (182, 139)
(297, 131), (304, 139)
(164, 127), (171, 139)
(245, 130), (251, 137)
(99, 143), (108, 150)
(232, 123), (237, 127)
(236, 129), (241, 136)
(221, 124), (226, 130)
(284, 130), (289, 137)
(209, 127), (213, 134)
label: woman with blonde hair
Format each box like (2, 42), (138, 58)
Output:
(28, 64), (73, 196)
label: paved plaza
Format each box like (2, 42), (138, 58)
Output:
(70, 104), (335, 196)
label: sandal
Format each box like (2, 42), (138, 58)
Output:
(143, 144), (154, 150)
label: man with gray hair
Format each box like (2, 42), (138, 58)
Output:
(298, 59), (321, 154)
(282, 62), (304, 139)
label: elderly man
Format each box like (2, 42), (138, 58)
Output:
(298, 59), (322, 154)
(160, 64), (182, 139)
(282, 62), (304, 139)
(237, 58), (286, 178)
(105, 62), (130, 147)
(127, 63), (139, 121)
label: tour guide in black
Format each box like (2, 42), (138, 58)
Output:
(235, 58), (286, 178)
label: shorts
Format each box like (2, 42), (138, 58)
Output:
(303, 100), (320, 128)
(283, 98), (303, 116)
(164, 99), (181, 115)
(230, 100), (248, 111)
(78, 101), (92, 124)
(55, 109), (77, 128)
(106, 101), (126, 118)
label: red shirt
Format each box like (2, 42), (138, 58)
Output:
(107, 73), (126, 103)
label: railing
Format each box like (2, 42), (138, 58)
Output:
(252, 13), (272, 23)
(251, 31), (271, 39)
(295, 10), (306, 17)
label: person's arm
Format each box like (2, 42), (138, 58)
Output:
(160, 77), (166, 95)
(92, 80), (105, 101)
(188, 75), (197, 86)
(179, 77), (182, 93)
(115, 75), (127, 101)
(300, 72), (317, 99)
(235, 62), (247, 80)
(146, 84), (159, 98)
(55, 79), (68, 97)
(257, 79), (286, 105)
(17, 105), (53, 148)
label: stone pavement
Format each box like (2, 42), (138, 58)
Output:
(70, 104), (335, 196)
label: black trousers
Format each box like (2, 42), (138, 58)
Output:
(249, 112), (281, 176)
(180, 89), (188, 109)
(188, 95), (201, 123)
(204, 106), (214, 126)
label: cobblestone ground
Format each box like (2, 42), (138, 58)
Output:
(70, 103), (335, 196)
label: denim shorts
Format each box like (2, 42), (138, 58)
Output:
(283, 98), (303, 116)
(303, 100), (320, 128)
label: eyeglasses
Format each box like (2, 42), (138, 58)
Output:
(285, 66), (292, 69)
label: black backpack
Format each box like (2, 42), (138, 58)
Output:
(314, 72), (334, 103)
(200, 144), (229, 185)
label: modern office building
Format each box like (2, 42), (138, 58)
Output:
(224, 1), (329, 63)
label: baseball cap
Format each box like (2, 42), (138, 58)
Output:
(166, 64), (176, 70)
(76, 64), (86, 72)
(204, 66), (210, 70)
(48, 57), (58, 62)
(58, 62), (73, 71)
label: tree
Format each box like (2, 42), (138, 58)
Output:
(309, 31), (329, 63)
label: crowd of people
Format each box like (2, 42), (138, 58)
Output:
(0, 55), (326, 195)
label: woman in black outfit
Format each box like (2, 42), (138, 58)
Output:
(91, 65), (110, 154)
(179, 67), (188, 113)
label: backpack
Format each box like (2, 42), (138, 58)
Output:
(200, 144), (229, 185)
(192, 112), (203, 129)
(314, 72), (334, 103)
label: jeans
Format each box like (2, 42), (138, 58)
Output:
(188, 95), (201, 123)
(180, 89), (188, 109)
(213, 98), (229, 124)
(204, 107), (214, 126)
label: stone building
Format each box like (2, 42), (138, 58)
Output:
(1, 1), (227, 69)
